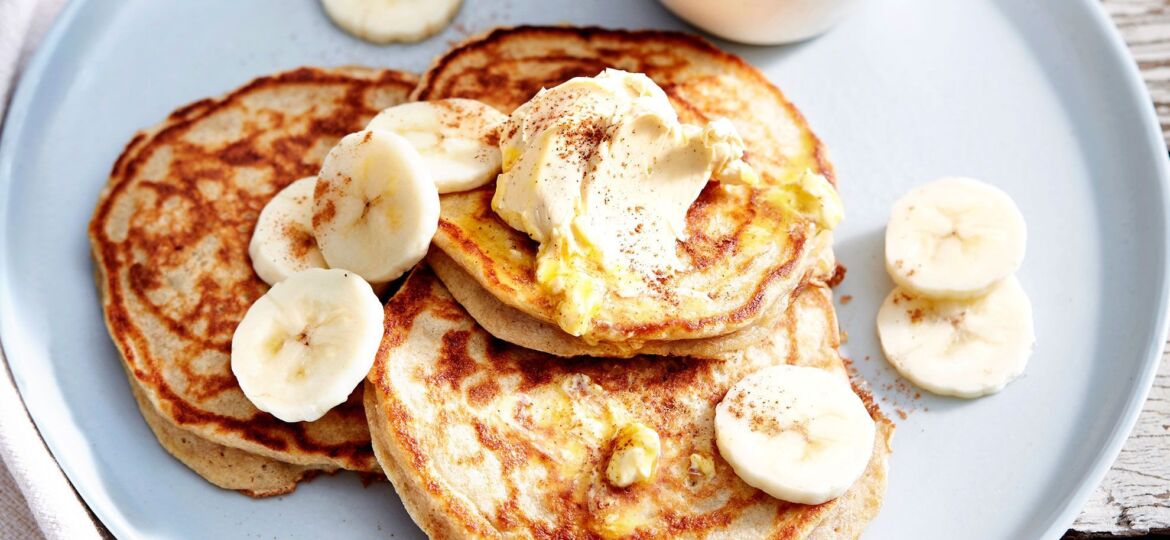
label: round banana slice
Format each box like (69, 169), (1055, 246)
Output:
(320, 0), (462, 44)
(366, 99), (507, 194)
(877, 276), (1035, 398)
(715, 365), (876, 505)
(249, 177), (327, 285)
(885, 177), (1027, 299)
(231, 268), (384, 423)
(313, 129), (439, 285)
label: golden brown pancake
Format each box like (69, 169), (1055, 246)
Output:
(90, 67), (416, 475)
(417, 26), (837, 347)
(365, 267), (891, 538)
(427, 236), (835, 359)
(103, 109), (325, 497)
(127, 372), (318, 497)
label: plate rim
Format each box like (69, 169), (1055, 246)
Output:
(0, 1), (138, 536)
(0, 0), (1167, 538)
(1036, 0), (1170, 536)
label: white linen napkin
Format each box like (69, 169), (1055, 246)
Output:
(0, 0), (63, 112)
(1, 0), (105, 538)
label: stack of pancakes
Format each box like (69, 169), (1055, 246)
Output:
(90, 27), (891, 538)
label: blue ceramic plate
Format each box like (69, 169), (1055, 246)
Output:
(1, 0), (1167, 538)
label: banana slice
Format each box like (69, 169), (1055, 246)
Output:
(320, 0), (462, 44)
(877, 276), (1035, 398)
(313, 129), (439, 285)
(249, 177), (327, 285)
(367, 99), (507, 194)
(885, 177), (1027, 299)
(231, 268), (384, 423)
(715, 365), (875, 505)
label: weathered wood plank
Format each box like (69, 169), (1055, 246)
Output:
(1073, 5), (1170, 535)
(1071, 353), (1170, 535)
(1102, 0), (1170, 145)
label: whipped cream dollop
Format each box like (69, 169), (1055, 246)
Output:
(491, 69), (757, 336)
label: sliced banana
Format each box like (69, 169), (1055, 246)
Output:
(877, 276), (1035, 398)
(885, 177), (1026, 299)
(313, 129), (439, 285)
(367, 99), (507, 194)
(320, 0), (462, 44)
(249, 177), (327, 285)
(715, 365), (875, 505)
(231, 268), (384, 423)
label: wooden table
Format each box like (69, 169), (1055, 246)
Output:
(1070, 1), (1170, 536)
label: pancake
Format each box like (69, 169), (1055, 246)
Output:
(103, 110), (325, 496)
(126, 371), (318, 497)
(427, 230), (835, 358)
(90, 66), (416, 473)
(365, 267), (891, 538)
(417, 26), (837, 346)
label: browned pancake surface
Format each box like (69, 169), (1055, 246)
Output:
(90, 67), (416, 471)
(365, 267), (891, 538)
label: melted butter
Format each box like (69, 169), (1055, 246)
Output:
(516, 374), (624, 474)
(605, 422), (661, 488)
(501, 146), (522, 171)
(762, 169), (844, 230)
(595, 505), (652, 539)
(504, 373), (666, 538)
(686, 453), (716, 489)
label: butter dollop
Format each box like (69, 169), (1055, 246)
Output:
(492, 69), (757, 336)
(605, 421), (662, 488)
